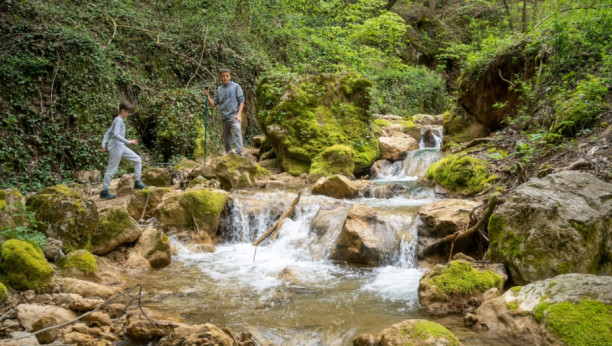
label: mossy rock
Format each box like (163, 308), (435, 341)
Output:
(418, 260), (503, 315)
(0, 239), (54, 291)
(425, 154), (497, 195)
(58, 249), (98, 275)
(353, 319), (461, 346)
(133, 227), (171, 268)
(213, 153), (269, 190)
(0, 281), (7, 301)
(309, 145), (355, 178)
(127, 187), (172, 220)
(25, 185), (98, 252)
(0, 188), (23, 212)
(174, 158), (201, 173)
(188, 176), (208, 188)
(157, 189), (228, 237)
(142, 168), (172, 187)
(92, 208), (143, 255)
(256, 73), (378, 176)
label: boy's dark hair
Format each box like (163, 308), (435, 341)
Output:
(219, 67), (231, 75)
(113, 101), (134, 118)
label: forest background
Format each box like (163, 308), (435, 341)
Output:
(1, 0), (610, 192)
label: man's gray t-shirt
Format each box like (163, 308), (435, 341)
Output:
(213, 81), (245, 122)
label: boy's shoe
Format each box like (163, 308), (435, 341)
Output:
(134, 180), (147, 190)
(100, 190), (116, 200)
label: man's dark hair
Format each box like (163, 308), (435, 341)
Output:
(219, 67), (231, 75)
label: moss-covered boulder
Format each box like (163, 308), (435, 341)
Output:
(213, 153), (269, 190)
(309, 145), (355, 178)
(418, 260), (504, 316)
(471, 274), (611, 346)
(92, 208), (143, 255)
(0, 239), (54, 291)
(174, 158), (201, 174)
(58, 249), (98, 275)
(157, 189), (228, 237)
(127, 187), (172, 220)
(25, 185), (98, 252)
(142, 168), (172, 187)
(131, 227), (171, 268)
(0, 188), (23, 212)
(424, 154), (497, 195)
(256, 73), (378, 176)
(0, 281), (8, 301)
(354, 319), (462, 346)
(488, 171), (612, 285)
(374, 115), (421, 141)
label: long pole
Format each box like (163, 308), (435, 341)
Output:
(204, 92), (209, 165)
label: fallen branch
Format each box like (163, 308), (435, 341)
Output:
(253, 192), (302, 246)
(558, 159), (591, 172)
(464, 137), (493, 148)
(422, 197), (504, 257)
(139, 190), (152, 222)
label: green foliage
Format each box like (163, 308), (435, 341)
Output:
(535, 299), (612, 346)
(0, 282), (7, 301)
(425, 154), (497, 195)
(429, 260), (503, 299)
(0, 203), (47, 251)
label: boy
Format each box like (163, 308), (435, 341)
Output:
(204, 67), (245, 156)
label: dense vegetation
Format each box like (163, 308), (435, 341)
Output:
(1, 0), (610, 191)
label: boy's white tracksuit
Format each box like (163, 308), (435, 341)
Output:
(101, 117), (141, 190)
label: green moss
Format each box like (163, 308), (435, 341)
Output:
(174, 158), (201, 171)
(401, 321), (460, 346)
(430, 260), (503, 298)
(0, 282), (7, 301)
(510, 286), (523, 294)
(507, 302), (519, 311)
(0, 239), (54, 291)
(180, 189), (227, 220)
(374, 119), (391, 127)
(188, 176), (208, 187)
(488, 213), (525, 261)
(309, 145), (355, 178)
(58, 249), (98, 275)
(425, 154), (496, 195)
(93, 208), (134, 245)
(399, 120), (417, 132)
(535, 300), (611, 346)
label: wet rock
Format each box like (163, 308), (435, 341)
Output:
(32, 316), (57, 344)
(421, 126), (442, 148)
(57, 277), (121, 299)
(310, 175), (359, 199)
(213, 153), (270, 190)
(0, 239), (54, 292)
(353, 319), (462, 346)
(127, 308), (180, 340)
(489, 171), (612, 284)
(0, 331), (40, 345)
(330, 205), (402, 266)
(472, 274), (612, 346)
(124, 253), (151, 274)
(378, 135), (418, 162)
(158, 189), (228, 237)
(142, 167), (172, 187)
(312, 201), (350, 237)
(43, 238), (64, 261)
(116, 175), (135, 197)
(92, 207), (142, 255)
(131, 227), (171, 268)
(127, 187), (172, 220)
(16, 304), (77, 331)
(25, 185), (98, 251)
(418, 260), (505, 316)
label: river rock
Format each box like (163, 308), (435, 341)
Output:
(57, 277), (121, 299)
(53, 293), (104, 312)
(32, 316), (57, 344)
(58, 249), (98, 275)
(418, 260), (505, 316)
(0, 239), (54, 292)
(310, 175), (359, 199)
(92, 207), (142, 255)
(213, 153), (270, 190)
(142, 167), (172, 187)
(127, 308), (181, 340)
(470, 274), (612, 346)
(127, 187), (172, 220)
(413, 114), (444, 126)
(257, 73), (378, 176)
(353, 319), (462, 346)
(131, 227), (171, 268)
(378, 135), (418, 162)
(158, 188), (228, 237)
(16, 304), (77, 331)
(312, 201), (350, 237)
(419, 199), (482, 236)
(157, 323), (243, 345)
(116, 175), (135, 196)
(330, 205), (402, 266)
(43, 238), (64, 261)
(25, 184), (98, 251)
(124, 253), (152, 274)
(488, 171), (612, 285)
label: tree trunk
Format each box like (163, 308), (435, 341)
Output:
(502, 0), (514, 31)
(522, 0), (528, 32)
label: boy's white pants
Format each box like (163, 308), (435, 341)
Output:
(103, 141), (142, 190)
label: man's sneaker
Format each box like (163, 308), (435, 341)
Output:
(134, 180), (147, 190)
(100, 190), (116, 200)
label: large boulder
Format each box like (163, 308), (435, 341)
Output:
(418, 260), (505, 316)
(353, 319), (462, 346)
(310, 175), (359, 199)
(488, 171), (612, 285)
(330, 205), (402, 266)
(378, 134), (418, 162)
(142, 168), (172, 187)
(424, 154), (497, 196)
(16, 304), (77, 331)
(157, 189), (228, 237)
(470, 274), (612, 346)
(256, 73), (378, 176)
(0, 239), (54, 291)
(131, 227), (171, 268)
(92, 207), (142, 255)
(309, 144), (356, 178)
(25, 185), (98, 251)
(127, 187), (172, 220)
(213, 153), (270, 190)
